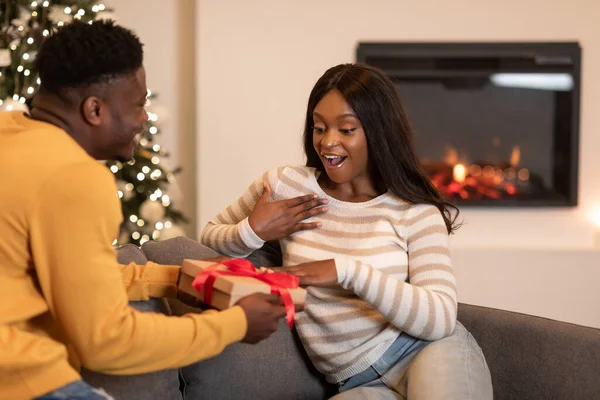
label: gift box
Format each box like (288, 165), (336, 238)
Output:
(180, 259), (306, 324)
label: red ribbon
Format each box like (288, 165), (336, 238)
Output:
(192, 259), (299, 328)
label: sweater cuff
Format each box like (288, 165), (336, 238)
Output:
(121, 262), (181, 301)
(239, 217), (265, 250)
(334, 257), (352, 285)
(145, 262), (181, 299)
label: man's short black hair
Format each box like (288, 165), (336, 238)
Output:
(35, 19), (144, 93)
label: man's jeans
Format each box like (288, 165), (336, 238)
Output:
(35, 380), (113, 400)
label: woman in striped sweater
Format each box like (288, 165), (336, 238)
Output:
(201, 63), (493, 399)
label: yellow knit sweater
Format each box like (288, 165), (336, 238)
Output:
(0, 112), (246, 399)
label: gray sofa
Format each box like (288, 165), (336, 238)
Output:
(83, 237), (600, 399)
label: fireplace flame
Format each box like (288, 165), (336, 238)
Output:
(510, 146), (521, 167)
(444, 147), (459, 165)
(453, 164), (467, 183)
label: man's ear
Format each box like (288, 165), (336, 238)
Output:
(81, 96), (104, 126)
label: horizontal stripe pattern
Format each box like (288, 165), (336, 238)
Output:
(200, 165), (457, 383)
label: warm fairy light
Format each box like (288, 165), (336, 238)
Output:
(452, 164), (466, 183)
(132, 232), (141, 240)
(129, 215), (138, 223)
(137, 173), (145, 181)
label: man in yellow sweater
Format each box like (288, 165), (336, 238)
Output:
(0, 20), (286, 399)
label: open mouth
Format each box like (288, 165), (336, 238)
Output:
(323, 154), (348, 168)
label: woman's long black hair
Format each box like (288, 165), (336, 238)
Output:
(303, 63), (460, 234)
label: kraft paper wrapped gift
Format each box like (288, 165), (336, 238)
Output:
(180, 259), (306, 310)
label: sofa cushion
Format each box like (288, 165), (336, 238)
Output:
(179, 318), (335, 400)
(458, 303), (600, 400)
(142, 236), (221, 265)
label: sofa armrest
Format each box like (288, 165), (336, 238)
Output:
(458, 303), (600, 400)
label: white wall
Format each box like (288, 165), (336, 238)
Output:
(104, 0), (198, 238)
(196, 0), (600, 327)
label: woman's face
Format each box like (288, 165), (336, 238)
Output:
(312, 89), (370, 184)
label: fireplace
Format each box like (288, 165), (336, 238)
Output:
(357, 42), (581, 207)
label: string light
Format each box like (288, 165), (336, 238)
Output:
(137, 173), (145, 181)
(152, 230), (160, 240)
(31, 1), (38, 6)
(149, 127), (158, 134)
(140, 235), (150, 245)
(152, 144), (161, 152)
(129, 215), (138, 223)
(24, 69), (31, 76)
(142, 166), (150, 174)
(154, 189), (163, 197)
(165, 221), (173, 229)
(27, 38), (34, 44)
(132, 232), (141, 240)
(151, 157), (160, 164)
(42, 1), (49, 7)
(110, 165), (119, 173)
(17, 66), (24, 72)
(136, 219), (145, 227)
(125, 183), (134, 191)
(64, 7), (72, 14)
(117, 191), (124, 199)
(43, 30), (49, 37)
(150, 169), (161, 180)
(155, 222), (164, 230)
(162, 195), (171, 207)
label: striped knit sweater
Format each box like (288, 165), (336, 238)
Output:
(201, 165), (457, 383)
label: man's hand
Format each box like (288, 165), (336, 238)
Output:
(280, 260), (338, 287)
(248, 181), (328, 241)
(235, 293), (286, 344)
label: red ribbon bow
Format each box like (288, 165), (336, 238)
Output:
(192, 259), (299, 328)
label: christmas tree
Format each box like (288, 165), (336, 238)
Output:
(0, 1), (188, 245)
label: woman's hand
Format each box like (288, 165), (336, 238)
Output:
(248, 181), (328, 241)
(280, 260), (338, 287)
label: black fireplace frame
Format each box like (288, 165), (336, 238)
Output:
(356, 42), (581, 208)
